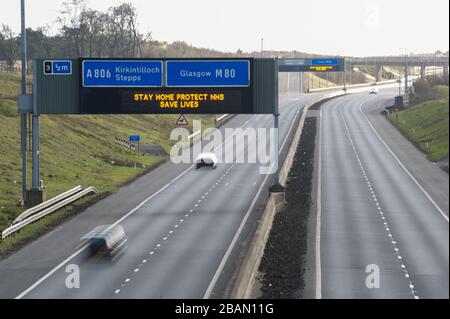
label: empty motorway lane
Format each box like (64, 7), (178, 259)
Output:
(318, 90), (449, 298)
(0, 93), (320, 299)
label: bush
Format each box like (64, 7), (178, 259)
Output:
(413, 79), (431, 94)
(426, 75), (449, 86)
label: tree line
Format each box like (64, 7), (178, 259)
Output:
(0, 0), (232, 72)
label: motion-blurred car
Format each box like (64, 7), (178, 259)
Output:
(369, 87), (379, 94)
(195, 152), (218, 169)
(80, 224), (127, 258)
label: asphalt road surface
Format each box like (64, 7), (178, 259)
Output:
(0, 92), (321, 299)
(319, 88), (449, 298)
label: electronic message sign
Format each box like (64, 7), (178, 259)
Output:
(33, 58), (276, 114)
(79, 58), (262, 114)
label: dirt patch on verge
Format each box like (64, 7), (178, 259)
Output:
(258, 117), (317, 298)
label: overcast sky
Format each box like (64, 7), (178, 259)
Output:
(1, 0), (448, 56)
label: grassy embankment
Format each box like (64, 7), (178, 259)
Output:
(388, 85), (449, 171)
(0, 71), (215, 252)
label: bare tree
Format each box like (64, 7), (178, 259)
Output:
(0, 24), (19, 71)
(57, 0), (87, 57)
(80, 9), (104, 57)
(104, 3), (143, 57)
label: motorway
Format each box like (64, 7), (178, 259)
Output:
(1, 84), (447, 299)
(0, 91), (320, 299)
(319, 88), (449, 298)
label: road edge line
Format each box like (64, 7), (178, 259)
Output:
(221, 92), (345, 299)
(202, 107), (301, 299)
(15, 116), (255, 299)
(360, 103), (449, 223)
(315, 108), (323, 299)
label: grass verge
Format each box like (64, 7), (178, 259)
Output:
(387, 98), (449, 164)
(0, 72), (215, 255)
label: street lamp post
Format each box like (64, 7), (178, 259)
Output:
(20, 0), (28, 202)
(260, 38), (263, 58)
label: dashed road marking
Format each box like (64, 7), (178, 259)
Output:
(340, 105), (419, 299)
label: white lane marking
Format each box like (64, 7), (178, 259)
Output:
(203, 99), (308, 299)
(14, 246), (86, 299)
(340, 104), (419, 299)
(114, 289), (120, 294)
(134, 268), (139, 273)
(16, 115), (256, 299)
(359, 103), (448, 223)
(315, 108), (323, 299)
(203, 165), (273, 299)
(115, 163), (236, 294)
(125, 278), (130, 282)
(280, 101), (304, 152)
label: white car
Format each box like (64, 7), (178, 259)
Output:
(195, 152), (218, 169)
(369, 87), (379, 94)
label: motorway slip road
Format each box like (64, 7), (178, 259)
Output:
(318, 89), (448, 298)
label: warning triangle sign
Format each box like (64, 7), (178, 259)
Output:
(176, 114), (189, 126)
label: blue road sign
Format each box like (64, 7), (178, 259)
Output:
(166, 60), (250, 87)
(43, 60), (72, 75)
(129, 135), (140, 142)
(311, 58), (339, 66)
(82, 60), (163, 87)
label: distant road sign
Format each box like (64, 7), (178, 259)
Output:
(278, 58), (344, 72)
(279, 58), (308, 66)
(43, 60), (72, 75)
(311, 58), (338, 66)
(176, 114), (189, 126)
(82, 60), (163, 87)
(166, 60), (250, 87)
(129, 135), (140, 142)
